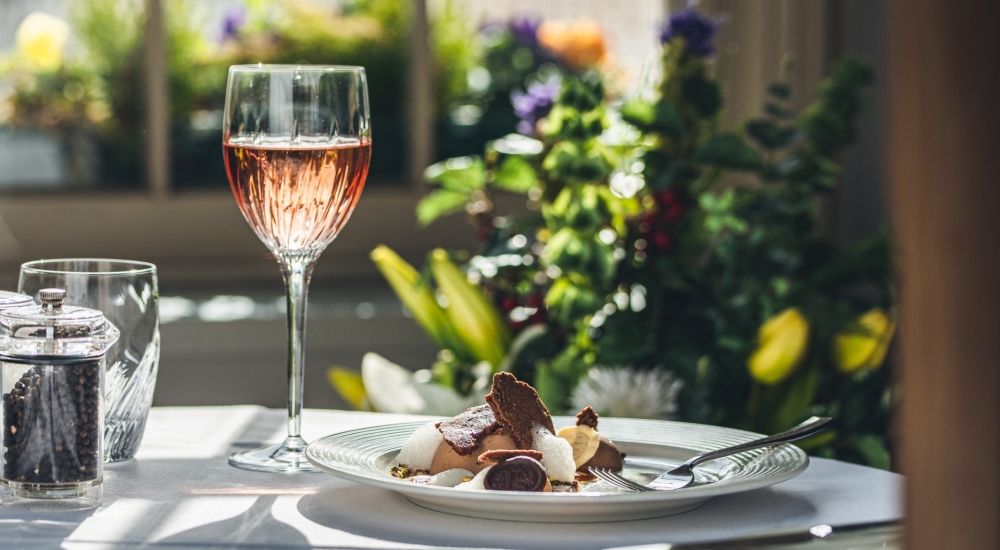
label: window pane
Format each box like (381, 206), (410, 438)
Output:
(0, 0), (145, 191)
(167, 0), (411, 190)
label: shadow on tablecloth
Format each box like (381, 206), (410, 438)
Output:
(0, 508), (98, 550)
(157, 494), (309, 548)
(296, 483), (818, 550)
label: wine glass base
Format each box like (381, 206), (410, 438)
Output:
(228, 439), (319, 473)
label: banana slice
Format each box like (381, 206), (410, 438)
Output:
(557, 425), (600, 468)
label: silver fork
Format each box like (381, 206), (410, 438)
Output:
(590, 416), (832, 492)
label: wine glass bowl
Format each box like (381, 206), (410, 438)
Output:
(223, 65), (371, 472)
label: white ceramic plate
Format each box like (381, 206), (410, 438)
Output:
(305, 416), (808, 522)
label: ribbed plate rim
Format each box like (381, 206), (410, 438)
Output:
(306, 416), (808, 504)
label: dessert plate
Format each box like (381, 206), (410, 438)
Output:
(305, 416), (808, 523)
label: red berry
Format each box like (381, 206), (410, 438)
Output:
(653, 232), (670, 250)
(654, 190), (677, 206)
(666, 204), (684, 223)
(526, 294), (543, 308)
(501, 296), (518, 311)
(530, 309), (547, 323)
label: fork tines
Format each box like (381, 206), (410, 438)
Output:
(589, 467), (652, 492)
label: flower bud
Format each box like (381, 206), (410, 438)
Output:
(748, 308), (810, 385)
(832, 309), (895, 374)
(15, 12), (70, 72)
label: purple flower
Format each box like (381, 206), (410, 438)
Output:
(509, 16), (540, 48)
(220, 7), (246, 43)
(658, 4), (720, 57)
(511, 80), (560, 135)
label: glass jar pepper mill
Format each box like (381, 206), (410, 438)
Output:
(0, 288), (119, 510)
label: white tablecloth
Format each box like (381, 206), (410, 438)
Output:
(0, 406), (903, 550)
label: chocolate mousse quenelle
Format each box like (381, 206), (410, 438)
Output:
(391, 373), (625, 492)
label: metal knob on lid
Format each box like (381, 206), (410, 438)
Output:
(39, 288), (66, 311)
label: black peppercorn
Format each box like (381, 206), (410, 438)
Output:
(2, 361), (101, 484)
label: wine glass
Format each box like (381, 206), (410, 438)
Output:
(223, 65), (371, 472)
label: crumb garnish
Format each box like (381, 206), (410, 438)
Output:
(390, 464), (429, 479)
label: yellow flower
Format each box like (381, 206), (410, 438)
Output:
(833, 309), (895, 374)
(748, 308), (810, 385)
(327, 368), (369, 411)
(537, 18), (607, 71)
(15, 12), (71, 72)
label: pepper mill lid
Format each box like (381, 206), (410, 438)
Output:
(0, 288), (120, 359)
(0, 290), (33, 310)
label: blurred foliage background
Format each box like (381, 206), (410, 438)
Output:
(1, 0), (895, 468)
(0, 0), (499, 188)
(354, 6), (896, 469)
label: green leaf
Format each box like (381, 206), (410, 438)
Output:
(544, 277), (601, 326)
(799, 57), (874, 155)
(559, 75), (603, 112)
(416, 189), (469, 226)
(423, 156), (486, 191)
(534, 362), (569, 411)
(542, 141), (612, 184)
(651, 101), (685, 138)
(542, 141), (578, 181)
(542, 228), (592, 271)
(764, 102), (797, 120)
(694, 134), (762, 170)
(749, 365), (818, 434)
(621, 99), (683, 138)
(621, 100), (656, 128)
(682, 77), (722, 118)
(492, 156), (538, 193)
(772, 365), (818, 432)
(498, 324), (552, 374)
(746, 119), (801, 150)
(851, 434), (890, 470)
(768, 82), (792, 100)
(588, 238), (617, 283)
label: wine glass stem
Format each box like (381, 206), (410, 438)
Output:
(280, 255), (315, 451)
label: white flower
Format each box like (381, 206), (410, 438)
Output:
(16, 12), (71, 72)
(610, 171), (645, 199)
(570, 366), (682, 419)
(360, 352), (485, 416)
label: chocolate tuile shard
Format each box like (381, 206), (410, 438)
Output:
(477, 449), (544, 464)
(575, 406), (599, 429)
(485, 372), (555, 449)
(436, 404), (500, 456)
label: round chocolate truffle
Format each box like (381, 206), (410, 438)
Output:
(580, 436), (625, 472)
(483, 456), (550, 492)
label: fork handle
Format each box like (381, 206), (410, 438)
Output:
(678, 416), (833, 471)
